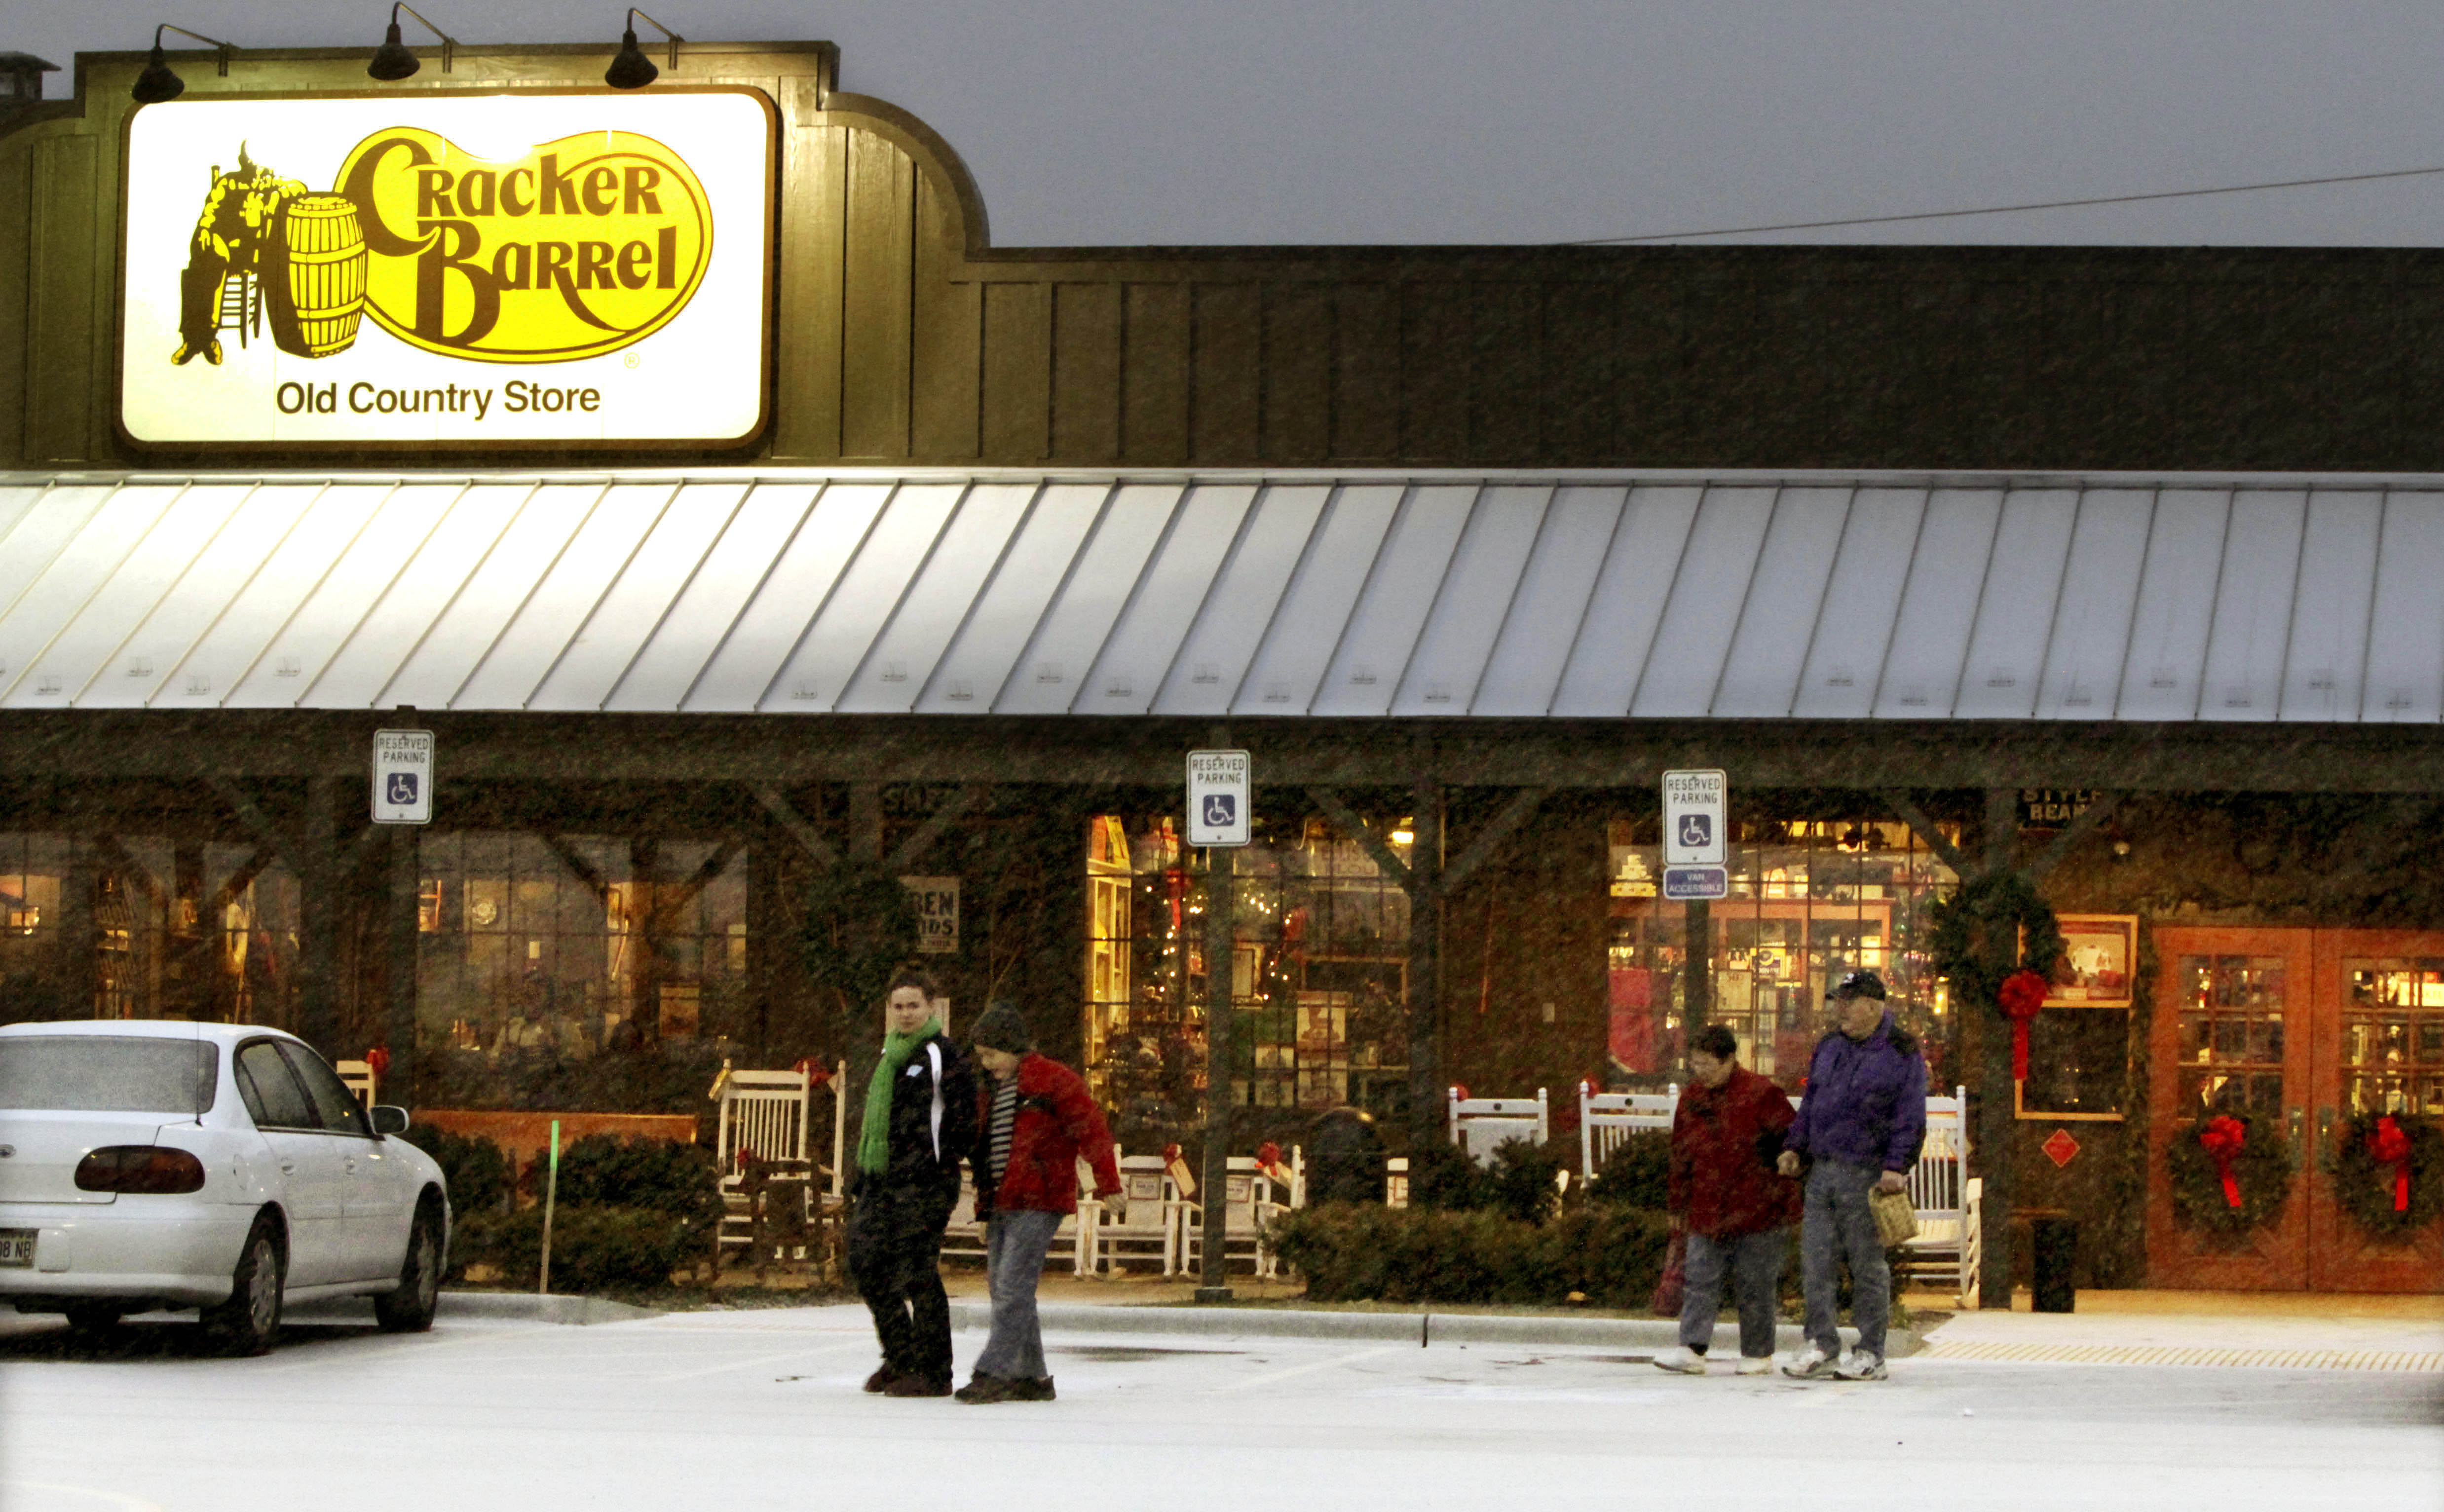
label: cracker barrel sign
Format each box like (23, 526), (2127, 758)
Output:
(117, 90), (773, 450)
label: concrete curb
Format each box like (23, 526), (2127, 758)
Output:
(950, 1300), (1918, 1357)
(436, 1290), (663, 1325)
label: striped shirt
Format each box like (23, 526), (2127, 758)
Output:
(986, 1076), (1019, 1184)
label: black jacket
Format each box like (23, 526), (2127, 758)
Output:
(861, 1031), (978, 1193)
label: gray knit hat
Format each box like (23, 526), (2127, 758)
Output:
(970, 999), (1033, 1053)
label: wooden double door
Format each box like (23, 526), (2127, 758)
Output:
(2148, 927), (2444, 1292)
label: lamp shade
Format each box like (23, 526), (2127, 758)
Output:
(604, 26), (658, 89)
(131, 45), (186, 104)
(368, 21), (421, 81)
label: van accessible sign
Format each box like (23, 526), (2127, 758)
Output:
(117, 89), (774, 451)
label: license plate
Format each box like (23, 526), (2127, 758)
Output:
(0, 1230), (32, 1268)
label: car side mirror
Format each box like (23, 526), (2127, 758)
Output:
(370, 1105), (411, 1136)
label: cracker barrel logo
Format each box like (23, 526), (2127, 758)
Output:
(168, 129), (711, 368)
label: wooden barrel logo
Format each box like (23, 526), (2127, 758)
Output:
(275, 196), (369, 358)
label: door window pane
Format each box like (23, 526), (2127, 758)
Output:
(234, 1040), (315, 1130)
(277, 1041), (371, 1135)
(2173, 954), (2289, 1119)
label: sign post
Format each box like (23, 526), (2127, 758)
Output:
(1186, 750), (1250, 1303)
(1662, 769), (1727, 1036)
(371, 729), (434, 825)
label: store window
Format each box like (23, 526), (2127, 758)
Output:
(1084, 812), (1413, 1147)
(1607, 818), (1959, 1091)
(2336, 958), (2444, 1118)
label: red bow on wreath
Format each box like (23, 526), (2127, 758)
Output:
(1998, 969), (2049, 1083)
(2370, 1116), (2413, 1214)
(2199, 1115), (2246, 1209)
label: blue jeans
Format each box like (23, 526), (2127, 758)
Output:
(1677, 1227), (1787, 1359)
(974, 1208), (1062, 1381)
(1802, 1159), (1891, 1359)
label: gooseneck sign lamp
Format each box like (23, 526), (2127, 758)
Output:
(606, 8), (684, 90)
(130, 24), (236, 104)
(368, 4), (460, 81)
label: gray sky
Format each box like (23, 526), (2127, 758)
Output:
(17, 2), (2444, 247)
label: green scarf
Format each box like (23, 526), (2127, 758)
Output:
(857, 1017), (941, 1175)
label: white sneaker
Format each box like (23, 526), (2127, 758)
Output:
(1834, 1350), (1887, 1381)
(1782, 1346), (1839, 1379)
(1651, 1346), (1707, 1375)
(1735, 1356), (1772, 1376)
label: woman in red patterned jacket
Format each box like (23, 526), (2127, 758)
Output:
(1653, 1023), (1801, 1377)
(955, 1000), (1123, 1404)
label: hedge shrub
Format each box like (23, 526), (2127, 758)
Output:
(450, 1204), (707, 1292)
(1586, 1131), (1672, 1210)
(397, 1123), (512, 1214)
(1409, 1137), (1571, 1225)
(1266, 1203), (1672, 1308)
(531, 1134), (723, 1228)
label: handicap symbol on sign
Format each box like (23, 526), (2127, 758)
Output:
(386, 772), (420, 806)
(1677, 813), (1712, 849)
(1202, 793), (1237, 829)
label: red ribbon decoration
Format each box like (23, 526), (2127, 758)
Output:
(1999, 968), (2049, 1083)
(365, 1046), (391, 1079)
(2199, 1115), (2246, 1209)
(2370, 1116), (2413, 1213)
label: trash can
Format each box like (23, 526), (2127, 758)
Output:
(1309, 1106), (1386, 1205)
(2031, 1217), (2077, 1313)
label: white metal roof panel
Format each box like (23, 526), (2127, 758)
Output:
(0, 486), (186, 706)
(17, 484), (255, 710)
(11, 467), (2444, 726)
(162, 484), (388, 709)
(606, 483), (823, 713)
(915, 483), (1109, 713)
(528, 484), (748, 712)
(1471, 485), (1628, 717)
(994, 483), (1184, 715)
(759, 483), (965, 712)
(1390, 485), (1549, 716)
(1953, 489), (2079, 720)
(378, 483), (603, 711)
(1312, 485), (1478, 717)
(1158, 485), (1334, 716)
(82, 485), (318, 710)
(2031, 490), (2152, 720)
(2198, 490), (2307, 721)
(1632, 486), (1776, 718)
(1548, 485), (1704, 718)
(2116, 489), (2232, 721)
(1077, 484), (1258, 715)
(2278, 490), (2383, 722)
(1875, 489), (2004, 718)
(840, 482), (1040, 714)
(684, 483), (888, 714)
(1791, 488), (1925, 720)
(1712, 486), (1852, 718)
(1232, 483), (1404, 716)
(2363, 491), (2444, 723)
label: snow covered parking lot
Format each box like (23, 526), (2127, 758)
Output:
(1, 1301), (2436, 1512)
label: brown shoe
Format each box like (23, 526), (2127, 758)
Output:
(955, 1373), (1014, 1403)
(1008, 1376), (1056, 1401)
(861, 1365), (902, 1394)
(883, 1374), (951, 1398)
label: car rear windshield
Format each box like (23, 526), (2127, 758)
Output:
(0, 1036), (220, 1114)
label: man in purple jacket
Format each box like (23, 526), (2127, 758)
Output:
(1776, 970), (1925, 1381)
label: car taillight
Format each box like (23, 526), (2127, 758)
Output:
(74, 1146), (207, 1195)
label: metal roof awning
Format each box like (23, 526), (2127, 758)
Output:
(1, 468), (2439, 723)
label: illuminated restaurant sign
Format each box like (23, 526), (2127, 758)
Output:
(116, 89), (774, 450)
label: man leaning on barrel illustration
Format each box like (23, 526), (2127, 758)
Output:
(174, 144), (307, 367)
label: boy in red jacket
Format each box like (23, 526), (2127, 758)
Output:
(955, 1001), (1123, 1403)
(1654, 1023), (1801, 1376)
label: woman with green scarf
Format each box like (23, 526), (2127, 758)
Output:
(846, 966), (977, 1397)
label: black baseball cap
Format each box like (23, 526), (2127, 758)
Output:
(1828, 969), (1888, 1002)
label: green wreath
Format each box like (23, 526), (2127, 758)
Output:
(1928, 870), (2066, 1006)
(2327, 1112), (2444, 1243)
(2167, 1112), (2296, 1240)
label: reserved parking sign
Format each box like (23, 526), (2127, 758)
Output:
(1186, 750), (1251, 847)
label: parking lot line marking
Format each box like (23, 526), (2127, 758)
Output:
(1209, 1345), (1401, 1395)
(650, 1338), (871, 1384)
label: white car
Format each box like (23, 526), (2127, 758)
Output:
(0, 1020), (451, 1354)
